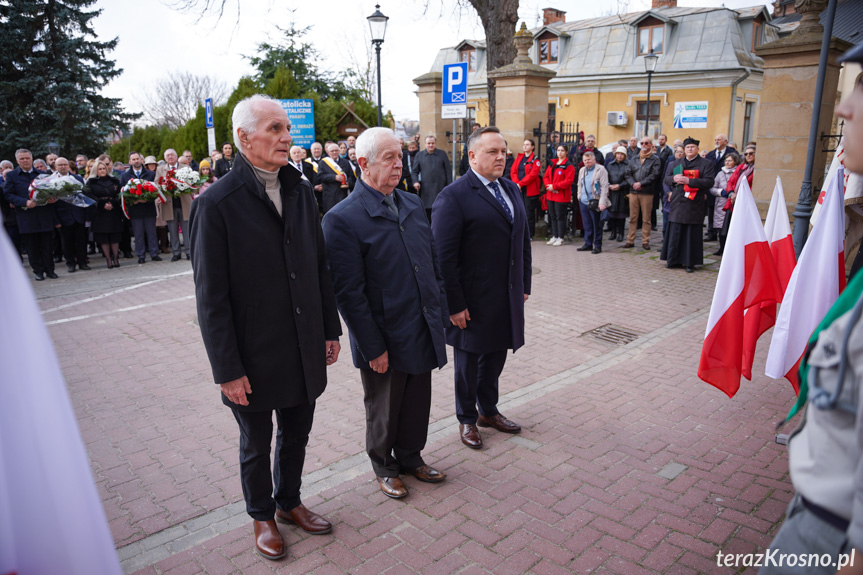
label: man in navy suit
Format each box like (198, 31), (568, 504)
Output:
(322, 127), (448, 499)
(432, 127), (532, 450)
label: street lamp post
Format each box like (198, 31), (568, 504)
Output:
(643, 51), (659, 138)
(367, 4), (389, 128)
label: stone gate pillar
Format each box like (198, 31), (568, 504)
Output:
(487, 23), (556, 153)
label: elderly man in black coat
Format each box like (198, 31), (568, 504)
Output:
(432, 127), (532, 450)
(189, 94), (342, 561)
(323, 127), (448, 500)
(3, 148), (56, 280)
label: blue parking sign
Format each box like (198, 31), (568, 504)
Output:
(442, 63), (468, 105)
(205, 98), (214, 129)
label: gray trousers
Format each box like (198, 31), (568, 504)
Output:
(131, 216), (158, 258)
(359, 368), (431, 477)
(167, 205), (188, 257)
(759, 494), (853, 574)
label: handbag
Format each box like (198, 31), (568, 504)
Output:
(588, 198), (600, 212)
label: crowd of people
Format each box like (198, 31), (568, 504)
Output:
(501, 131), (757, 272)
(2, 125), (755, 282)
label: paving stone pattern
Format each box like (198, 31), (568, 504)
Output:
(35, 237), (797, 574)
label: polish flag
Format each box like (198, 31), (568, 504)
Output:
(740, 177), (797, 379)
(698, 178), (783, 397)
(765, 167), (847, 392)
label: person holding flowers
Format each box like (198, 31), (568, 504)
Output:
(2, 148), (56, 280)
(86, 159), (123, 269)
(155, 149), (192, 262)
(120, 151), (162, 264)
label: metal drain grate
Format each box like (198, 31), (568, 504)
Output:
(581, 324), (640, 346)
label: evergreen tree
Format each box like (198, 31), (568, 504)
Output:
(0, 0), (138, 160)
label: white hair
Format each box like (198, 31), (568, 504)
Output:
(232, 94), (280, 154)
(355, 127), (398, 166)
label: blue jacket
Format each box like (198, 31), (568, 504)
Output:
(431, 169), (532, 354)
(322, 179), (447, 374)
(2, 167), (57, 234)
(55, 173), (87, 226)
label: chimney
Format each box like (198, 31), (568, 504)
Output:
(542, 8), (566, 26)
(652, 0), (676, 8)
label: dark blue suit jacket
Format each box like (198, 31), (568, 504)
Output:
(2, 167), (56, 234)
(705, 147), (738, 171)
(322, 179), (447, 374)
(431, 169), (532, 354)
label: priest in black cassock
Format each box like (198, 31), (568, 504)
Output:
(660, 137), (715, 273)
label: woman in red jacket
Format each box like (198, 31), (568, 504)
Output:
(543, 145), (575, 246)
(511, 139), (543, 239)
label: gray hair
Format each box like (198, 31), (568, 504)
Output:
(163, 148), (177, 159)
(15, 148), (32, 159)
(0, 160), (13, 170)
(355, 127), (398, 166)
(582, 151), (595, 159)
(232, 94), (280, 154)
(33, 159), (49, 169)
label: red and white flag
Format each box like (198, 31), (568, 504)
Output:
(765, 167), (847, 392)
(740, 177), (797, 379)
(0, 214), (122, 574)
(698, 178), (783, 397)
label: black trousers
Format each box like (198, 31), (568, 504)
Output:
(230, 402), (315, 521)
(120, 218), (133, 254)
(360, 368), (431, 477)
(60, 223), (88, 266)
(523, 194), (543, 238)
(24, 231), (55, 274)
(453, 348), (508, 424)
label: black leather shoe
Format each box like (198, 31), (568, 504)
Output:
(704, 234), (717, 241)
(686, 267), (695, 273)
(151, 255), (162, 262)
(138, 257), (145, 264)
(34, 273), (44, 281)
(67, 265), (76, 273)
(123, 252), (133, 259)
(79, 264), (91, 270)
(576, 244), (593, 252)
(46, 272), (59, 279)
(592, 247), (602, 254)
(171, 255), (181, 262)
(377, 476), (409, 498)
(459, 424), (482, 449)
(401, 464), (446, 483)
(477, 413), (521, 433)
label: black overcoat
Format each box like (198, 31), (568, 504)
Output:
(665, 155), (716, 225)
(431, 169), (531, 354)
(189, 153), (342, 412)
(86, 176), (123, 234)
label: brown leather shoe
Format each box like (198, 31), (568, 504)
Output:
(477, 413), (522, 434)
(642, 243), (650, 250)
(402, 464), (446, 483)
(459, 423), (483, 449)
(275, 504), (332, 535)
(253, 519), (286, 560)
(377, 476), (409, 498)
(622, 242), (635, 248)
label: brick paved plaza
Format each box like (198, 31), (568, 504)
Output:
(35, 237), (798, 574)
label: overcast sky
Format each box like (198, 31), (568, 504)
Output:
(92, 0), (772, 124)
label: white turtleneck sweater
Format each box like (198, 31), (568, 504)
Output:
(253, 166), (282, 217)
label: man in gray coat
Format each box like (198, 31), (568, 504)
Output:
(411, 135), (451, 221)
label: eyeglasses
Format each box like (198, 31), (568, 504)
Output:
(641, 142), (652, 146)
(744, 152), (755, 156)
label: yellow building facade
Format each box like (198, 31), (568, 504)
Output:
(419, 2), (776, 158)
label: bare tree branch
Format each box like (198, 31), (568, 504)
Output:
(138, 72), (229, 128)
